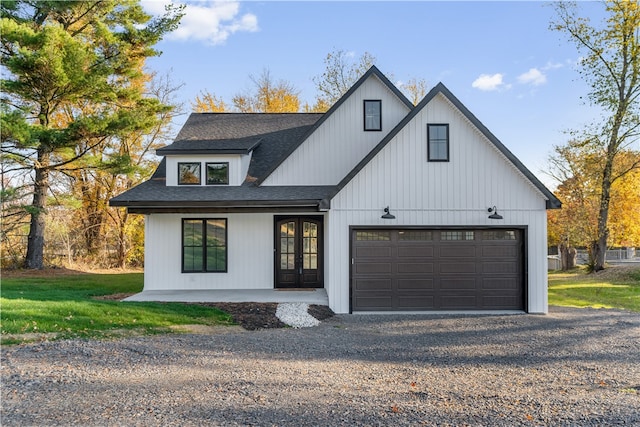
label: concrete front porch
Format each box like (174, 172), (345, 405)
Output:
(123, 288), (329, 306)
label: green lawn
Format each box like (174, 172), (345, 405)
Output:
(3, 265), (638, 345)
(548, 266), (640, 312)
(1, 272), (233, 345)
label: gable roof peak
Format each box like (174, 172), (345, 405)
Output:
(332, 80), (561, 210)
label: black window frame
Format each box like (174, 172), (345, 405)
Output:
(206, 162), (229, 185)
(427, 123), (450, 162)
(363, 100), (382, 131)
(181, 218), (228, 273)
(178, 162), (201, 185)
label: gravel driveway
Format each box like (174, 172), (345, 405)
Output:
(2, 307), (639, 426)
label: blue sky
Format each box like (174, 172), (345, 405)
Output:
(141, 1), (609, 188)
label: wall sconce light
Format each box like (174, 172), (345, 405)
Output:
(381, 206), (396, 219)
(488, 206), (503, 220)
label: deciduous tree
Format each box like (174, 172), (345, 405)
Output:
(192, 90), (227, 113)
(402, 77), (428, 106)
(551, 0), (640, 270)
(313, 49), (376, 106)
(232, 69), (300, 113)
(548, 141), (640, 268)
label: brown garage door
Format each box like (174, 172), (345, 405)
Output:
(351, 229), (524, 311)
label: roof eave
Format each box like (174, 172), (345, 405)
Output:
(155, 149), (251, 155)
(109, 199), (325, 209)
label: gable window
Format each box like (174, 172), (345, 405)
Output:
(182, 219), (227, 273)
(363, 100), (382, 131)
(206, 162), (229, 185)
(427, 124), (449, 162)
(178, 162), (201, 185)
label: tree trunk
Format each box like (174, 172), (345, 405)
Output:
(590, 180), (612, 271)
(116, 210), (128, 269)
(560, 242), (577, 270)
(590, 142), (616, 272)
(24, 153), (50, 269)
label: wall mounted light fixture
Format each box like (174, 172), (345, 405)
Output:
(381, 206), (396, 219)
(488, 206), (503, 220)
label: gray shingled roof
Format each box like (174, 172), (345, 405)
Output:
(111, 113), (331, 210)
(156, 113), (322, 154)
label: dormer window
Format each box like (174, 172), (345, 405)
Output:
(206, 162), (229, 185)
(178, 162), (201, 185)
(363, 100), (382, 131)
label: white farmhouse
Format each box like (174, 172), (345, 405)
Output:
(110, 66), (561, 314)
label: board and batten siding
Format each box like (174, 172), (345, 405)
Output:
(263, 75), (411, 186)
(144, 213), (276, 291)
(325, 93), (550, 314)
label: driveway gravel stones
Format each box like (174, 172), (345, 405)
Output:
(2, 307), (639, 426)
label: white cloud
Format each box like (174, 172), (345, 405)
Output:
(517, 68), (547, 86)
(542, 61), (564, 71)
(142, 1), (259, 45)
(471, 73), (506, 91)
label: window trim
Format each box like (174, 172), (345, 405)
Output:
(205, 162), (229, 185)
(427, 123), (450, 162)
(363, 99), (382, 131)
(181, 218), (228, 273)
(177, 162), (201, 185)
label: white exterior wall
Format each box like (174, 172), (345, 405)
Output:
(324, 93), (550, 314)
(165, 154), (249, 186)
(144, 212), (332, 294)
(263, 75), (411, 186)
(144, 213), (275, 290)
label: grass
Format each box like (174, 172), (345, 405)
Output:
(1, 272), (234, 345)
(548, 265), (640, 312)
(3, 264), (638, 345)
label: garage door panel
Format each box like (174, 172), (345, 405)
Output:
(440, 295), (477, 309)
(482, 278), (520, 291)
(440, 278), (476, 290)
(398, 246), (434, 258)
(482, 262), (518, 274)
(356, 296), (394, 310)
(354, 278), (392, 291)
(398, 296), (435, 309)
(482, 245), (518, 258)
(397, 278), (434, 290)
(397, 262), (434, 274)
(440, 246), (476, 257)
(355, 246), (392, 258)
(439, 262), (476, 274)
(352, 228), (524, 311)
(355, 262), (392, 274)
(482, 296), (521, 308)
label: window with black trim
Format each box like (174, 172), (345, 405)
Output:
(178, 162), (201, 185)
(206, 162), (229, 185)
(427, 124), (449, 161)
(182, 219), (227, 272)
(363, 100), (382, 131)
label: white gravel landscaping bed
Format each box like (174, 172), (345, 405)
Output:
(276, 302), (320, 328)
